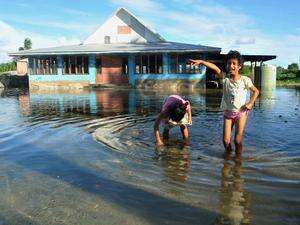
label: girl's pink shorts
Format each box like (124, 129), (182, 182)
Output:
(224, 110), (248, 122)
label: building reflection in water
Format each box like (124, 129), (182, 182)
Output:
(155, 144), (190, 183)
(17, 89), (210, 119)
(214, 155), (251, 225)
(17, 89), (134, 118)
(18, 94), (31, 116)
(257, 90), (276, 110)
(205, 89), (223, 111)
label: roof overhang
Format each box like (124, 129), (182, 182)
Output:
(206, 53), (276, 63)
(8, 42), (221, 57)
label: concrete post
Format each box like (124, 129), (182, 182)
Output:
(250, 62), (254, 82)
(128, 89), (136, 113)
(128, 54), (135, 86)
(163, 53), (169, 74)
(88, 55), (96, 84)
(89, 91), (98, 115)
(57, 55), (63, 76)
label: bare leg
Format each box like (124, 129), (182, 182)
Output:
(180, 125), (189, 145)
(234, 112), (248, 155)
(223, 117), (233, 152)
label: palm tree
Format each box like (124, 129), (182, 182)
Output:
(24, 38), (32, 50)
(18, 38), (32, 51)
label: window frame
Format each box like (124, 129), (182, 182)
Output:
(29, 56), (57, 75)
(62, 55), (89, 75)
(134, 54), (163, 74)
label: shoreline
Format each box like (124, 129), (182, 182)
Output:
(276, 80), (300, 88)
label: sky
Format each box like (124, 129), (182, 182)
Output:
(0, 0), (299, 67)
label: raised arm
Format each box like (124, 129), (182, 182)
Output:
(153, 113), (166, 146)
(189, 59), (222, 79)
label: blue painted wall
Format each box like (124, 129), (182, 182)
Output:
(29, 54), (206, 85)
(128, 55), (135, 86)
(57, 55), (63, 75)
(28, 55), (94, 83)
(88, 55), (96, 84)
(137, 73), (206, 80)
(127, 53), (206, 86)
(29, 75), (90, 82)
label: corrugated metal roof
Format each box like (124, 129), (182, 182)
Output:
(8, 42), (221, 56)
(206, 52), (276, 62)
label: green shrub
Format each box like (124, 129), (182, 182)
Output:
(0, 61), (17, 73)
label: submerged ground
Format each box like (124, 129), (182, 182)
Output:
(0, 87), (299, 225)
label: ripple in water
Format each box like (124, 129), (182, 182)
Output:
(0, 88), (299, 225)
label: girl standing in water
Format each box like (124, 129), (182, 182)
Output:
(190, 50), (259, 155)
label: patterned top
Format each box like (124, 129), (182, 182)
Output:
(221, 74), (253, 111)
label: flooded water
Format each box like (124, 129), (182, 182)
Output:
(0, 87), (299, 225)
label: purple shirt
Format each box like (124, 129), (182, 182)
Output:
(161, 95), (190, 116)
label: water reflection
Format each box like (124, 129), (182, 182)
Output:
(18, 94), (31, 116)
(155, 143), (190, 183)
(17, 89), (131, 118)
(1, 87), (299, 225)
(205, 89), (223, 111)
(17, 89), (209, 119)
(257, 90), (276, 110)
(215, 154), (251, 225)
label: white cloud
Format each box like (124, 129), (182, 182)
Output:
(62, 8), (93, 17)
(5, 17), (96, 32)
(235, 37), (256, 45)
(0, 20), (80, 63)
(2, 1), (299, 67)
(110, 0), (160, 12)
(109, 0), (300, 67)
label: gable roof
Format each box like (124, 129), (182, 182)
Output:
(83, 7), (165, 44)
(8, 7), (222, 57)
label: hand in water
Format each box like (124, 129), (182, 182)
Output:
(156, 140), (164, 147)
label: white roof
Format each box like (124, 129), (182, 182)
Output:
(9, 42), (221, 56)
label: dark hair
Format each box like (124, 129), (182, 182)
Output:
(169, 102), (188, 122)
(225, 50), (244, 69)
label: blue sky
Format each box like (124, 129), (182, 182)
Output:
(0, 0), (299, 67)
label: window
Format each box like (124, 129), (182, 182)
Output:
(122, 57), (128, 75)
(29, 56), (57, 75)
(95, 56), (102, 74)
(104, 36), (110, 44)
(134, 54), (162, 74)
(118, 26), (131, 34)
(63, 56), (89, 75)
(169, 53), (204, 74)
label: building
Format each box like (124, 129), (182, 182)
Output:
(9, 7), (275, 90)
(9, 8), (222, 89)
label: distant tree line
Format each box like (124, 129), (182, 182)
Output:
(241, 65), (251, 76)
(276, 63), (300, 80)
(0, 61), (17, 73)
(241, 63), (300, 81)
(0, 38), (32, 73)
